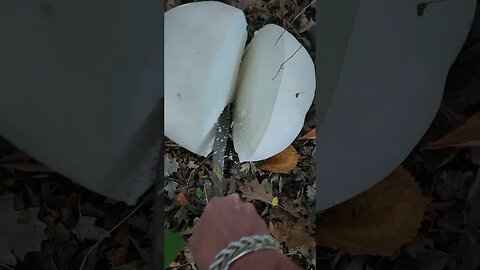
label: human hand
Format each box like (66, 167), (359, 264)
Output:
(188, 193), (271, 270)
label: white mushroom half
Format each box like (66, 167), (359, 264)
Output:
(164, 2), (316, 161)
(233, 24), (315, 162)
(164, 2), (248, 156)
(315, 0), (477, 210)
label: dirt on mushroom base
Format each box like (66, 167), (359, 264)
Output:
(164, 0), (317, 268)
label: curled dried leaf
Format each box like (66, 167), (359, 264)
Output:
(297, 128), (316, 140)
(260, 145), (299, 174)
(175, 192), (190, 207)
(425, 112), (480, 149)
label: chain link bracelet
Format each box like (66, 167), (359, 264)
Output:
(209, 235), (281, 270)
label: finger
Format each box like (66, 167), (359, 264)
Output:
(244, 202), (257, 213)
(227, 193), (241, 202)
(225, 193), (243, 209)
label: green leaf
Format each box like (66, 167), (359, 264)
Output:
(195, 187), (205, 198)
(111, 260), (143, 270)
(164, 230), (185, 269)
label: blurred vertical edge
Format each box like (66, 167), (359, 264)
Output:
(315, 0), (360, 212)
(156, 0), (165, 269)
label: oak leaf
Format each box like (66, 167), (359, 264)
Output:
(425, 112), (480, 149)
(260, 145), (299, 174)
(287, 228), (315, 250)
(75, 216), (110, 241)
(269, 222), (291, 243)
(316, 167), (431, 256)
(269, 221), (315, 249)
(0, 194), (47, 265)
(239, 179), (273, 205)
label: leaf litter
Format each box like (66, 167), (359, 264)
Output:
(317, 4), (480, 268)
(163, 1), (317, 268)
(2, 0), (315, 269)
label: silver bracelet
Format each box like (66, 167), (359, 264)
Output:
(209, 235), (280, 270)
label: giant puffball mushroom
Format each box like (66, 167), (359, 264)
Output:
(0, 1), (162, 204)
(315, 0), (477, 210)
(233, 24), (315, 162)
(164, 2), (248, 157)
(164, 2), (316, 161)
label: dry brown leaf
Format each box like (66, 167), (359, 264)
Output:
(175, 192), (190, 206)
(107, 240), (129, 267)
(269, 222), (291, 244)
(260, 145), (299, 174)
(239, 179), (273, 205)
(269, 221), (315, 249)
(0, 151), (51, 172)
(164, 0), (176, 11)
(297, 128), (316, 140)
(316, 167), (431, 256)
(225, 0), (266, 10)
(425, 112), (480, 149)
(299, 16), (316, 33)
(287, 228), (315, 250)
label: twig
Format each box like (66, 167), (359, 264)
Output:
(0, 264), (14, 270)
(78, 201), (144, 270)
(187, 153), (212, 182)
(274, 0), (316, 46)
(204, 183), (209, 204)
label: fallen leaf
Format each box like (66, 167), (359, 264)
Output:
(111, 260), (144, 270)
(187, 160), (199, 169)
(164, 181), (178, 200)
(224, 0), (266, 11)
(316, 167), (431, 256)
(287, 228), (315, 250)
(164, 230), (184, 268)
(405, 235), (434, 258)
(269, 221), (315, 249)
(269, 222), (291, 243)
(260, 145), (299, 174)
(306, 183), (316, 202)
(299, 17), (316, 34)
(0, 151), (51, 172)
(165, 0), (176, 11)
(239, 179), (274, 204)
(75, 216), (110, 241)
(175, 192), (190, 206)
(413, 250), (450, 270)
(164, 156), (179, 176)
(0, 194), (47, 265)
(195, 187), (205, 199)
(127, 213), (149, 233)
(425, 112), (480, 149)
(81, 202), (106, 218)
(129, 236), (152, 266)
(282, 197), (303, 219)
(44, 216), (71, 242)
(433, 171), (474, 200)
(107, 224), (130, 267)
(272, 197), (279, 206)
